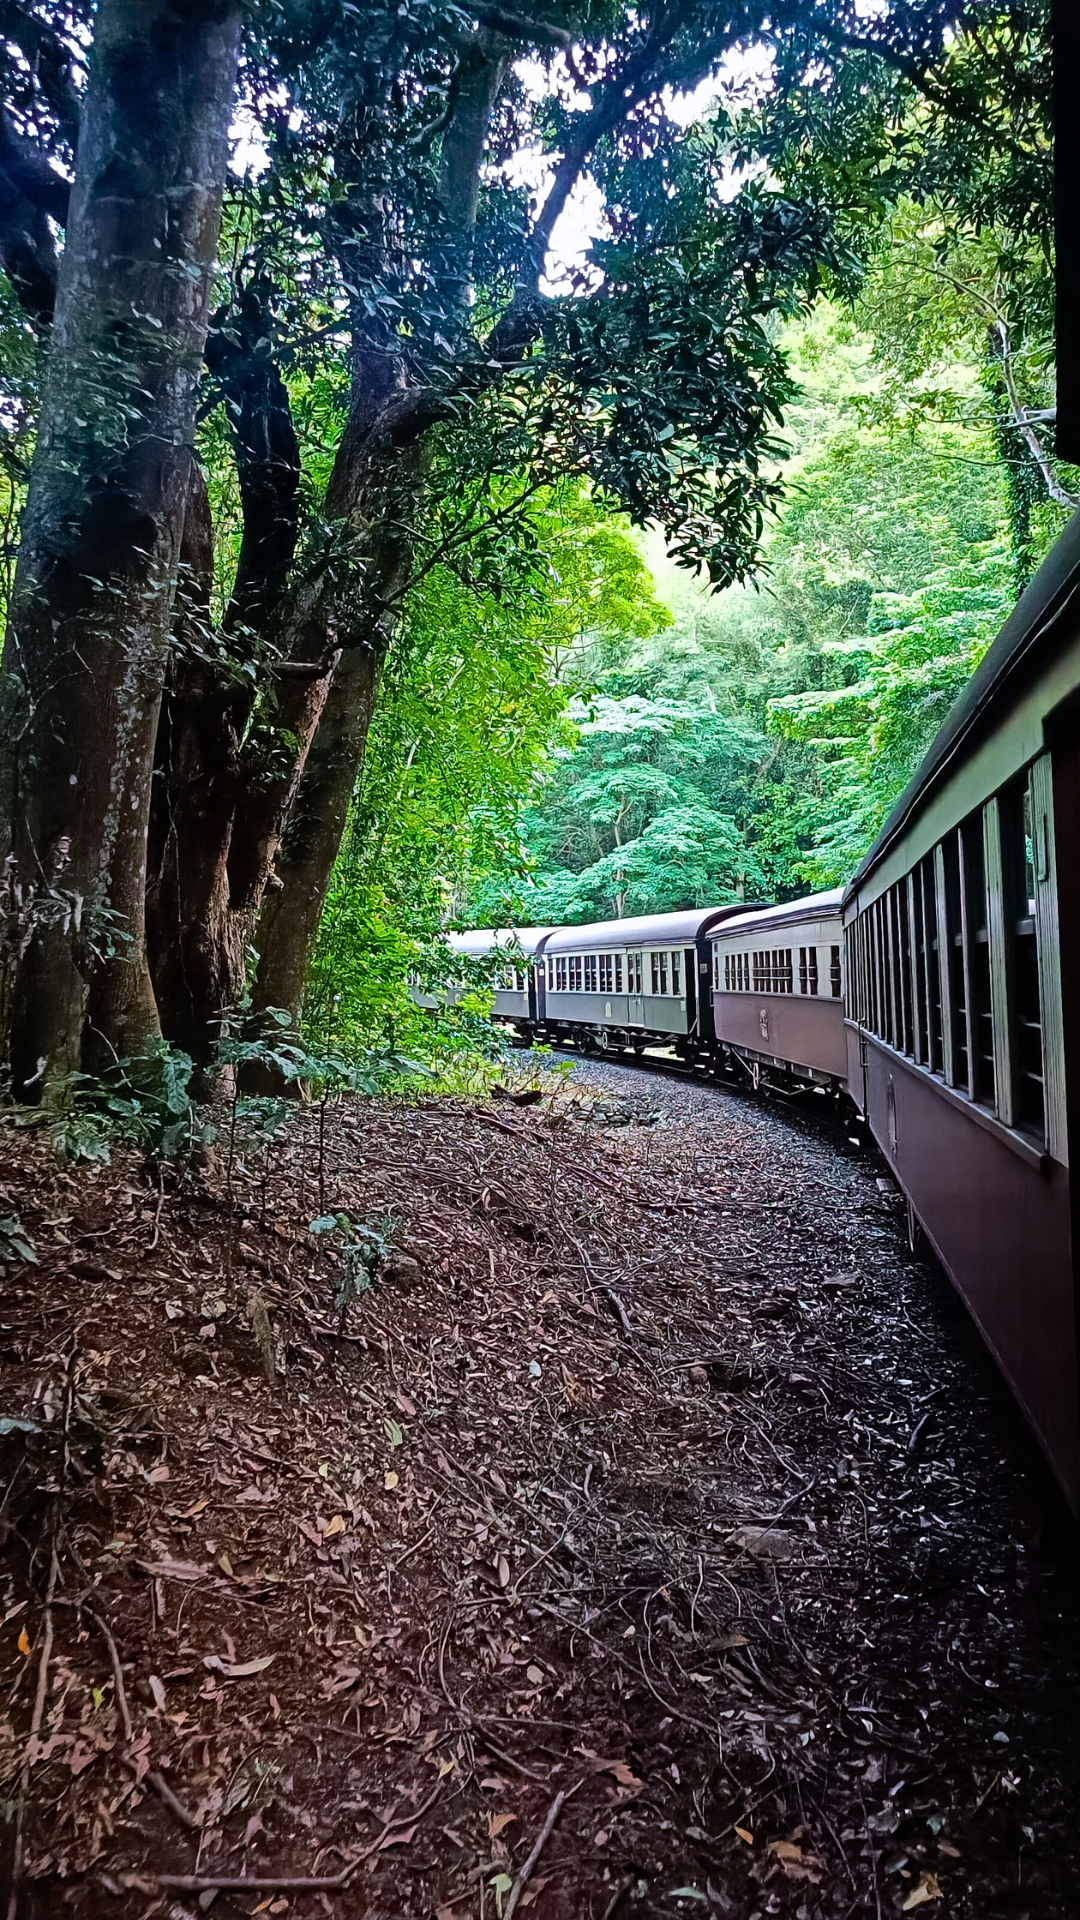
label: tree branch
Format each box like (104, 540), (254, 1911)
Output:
(205, 279), (302, 638)
(992, 319), (1080, 510)
(470, 7), (571, 49)
(0, 106), (70, 323)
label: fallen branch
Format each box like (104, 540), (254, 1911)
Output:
(503, 1779), (582, 1919)
(88, 1610), (200, 1831)
(158, 1875), (350, 1893)
(601, 1286), (633, 1337)
(88, 1609), (132, 1742)
(119, 1753), (200, 1833)
(159, 1784), (444, 1894)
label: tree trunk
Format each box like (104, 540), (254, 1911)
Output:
(145, 463), (249, 1073)
(0, 0), (241, 1097)
(248, 448), (421, 1029)
(251, 641), (382, 1025)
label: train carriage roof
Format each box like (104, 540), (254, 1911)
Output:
(708, 890), (844, 939)
(444, 928), (552, 959)
(542, 905), (748, 953)
(844, 509), (1080, 900)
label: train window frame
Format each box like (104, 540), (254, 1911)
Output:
(961, 813), (995, 1109)
(1001, 774), (1046, 1143)
(569, 955), (582, 992)
(671, 950), (681, 995)
(584, 954), (598, 993)
(799, 946), (819, 996)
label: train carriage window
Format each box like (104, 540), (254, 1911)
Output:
(921, 857), (944, 1072)
(569, 955), (582, 992)
(614, 954), (623, 992)
(628, 951), (643, 995)
(798, 947), (819, 996)
(910, 873), (927, 1063)
(942, 833), (969, 1090)
(894, 886), (913, 1052)
(829, 945), (842, 999)
(556, 957), (567, 991)
(961, 815), (995, 1107)
(650, 951), (669, 996)
(889, 889), (904, 1043)
(671, 950), (681, 995)
(584, 954), (597, 993)
(872, 900), (885, 1038)
(1001, 777), (1045, 1141)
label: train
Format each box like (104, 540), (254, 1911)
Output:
(418, 510), (1080, 1511)
(430, 893), (849, 1095)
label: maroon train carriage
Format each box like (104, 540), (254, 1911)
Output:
(709, 891), (847, 1096)
(843, 510), (1080, 1509)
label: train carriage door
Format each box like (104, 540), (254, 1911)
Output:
(627, 950), (645, 1027)
(683, 944), (697, 1035)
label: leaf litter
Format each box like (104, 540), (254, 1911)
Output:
(0, 1057), (1079, 1917)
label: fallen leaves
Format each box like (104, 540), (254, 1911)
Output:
(903, 1874), (943, 1909)
(726, 1526), (798, 1563)
(0, 1072), (1072, 1920)
(203, 1654), (276, 1679)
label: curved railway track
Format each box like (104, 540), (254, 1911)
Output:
(546, 1039), (869, 1156)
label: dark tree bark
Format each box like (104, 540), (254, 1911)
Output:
(0, 0), (241, 1096)
(146, 277), (305, 1069)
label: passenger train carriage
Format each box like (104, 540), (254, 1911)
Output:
(710, 892), (846, 1091)
(843, 511), (1080, 1509)
(536, 907), (746, 1057)
(410, 927), (551, 1030)
(418, 512), (1080, 1509)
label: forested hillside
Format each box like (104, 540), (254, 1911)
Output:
(309, 3), (1075, 1051)
(0, 1), (1066, 1070)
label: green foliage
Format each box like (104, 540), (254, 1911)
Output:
(769, 535), (1014, 885)
(0, 1211), (36, 1265)
(502, 305), (1015, 918)
(307, 484), (666, 1056)
(39, 1043), (213, 1168)
(506, 693), (768, 923)
(308, 1211), (397, 1328)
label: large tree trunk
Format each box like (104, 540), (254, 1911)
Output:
(145, 464), (248, 1072)
(0, 0), (241, 1096)
(248, 449), (421, 1029)
(150, 37), (503, 1055)
(251, 642), (382, 1023)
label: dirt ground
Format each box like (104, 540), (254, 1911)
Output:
(1, 1059), (1078, 1920)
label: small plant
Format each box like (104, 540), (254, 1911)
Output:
(37, 1042), (214, 1167)
(0, 1212), (36, 1264)
(308, 1211), (397, 1329)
